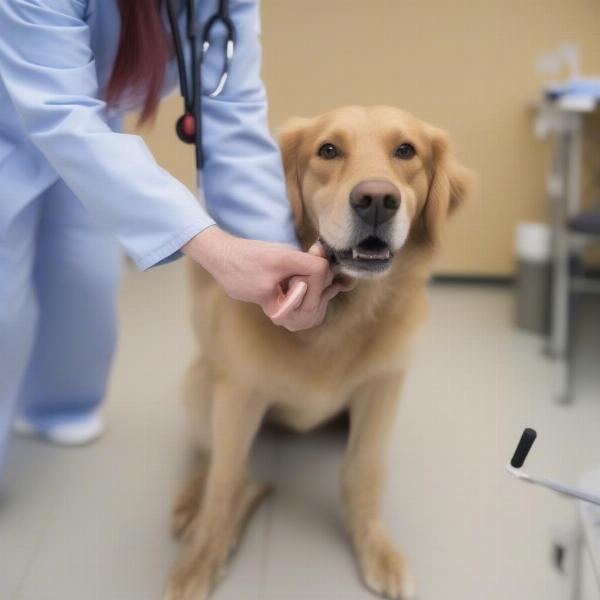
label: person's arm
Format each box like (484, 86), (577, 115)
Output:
(0, 0), (213, 270)
(197, 0), (299, 248)
(0, 0), (341, 330)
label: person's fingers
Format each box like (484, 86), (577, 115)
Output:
(285, 267), (335, 325)
(272, 311), (303, 332)
(335, 273), (357, 293)
(307, 240), (326, 258)
(300, 272), (329, 313)
(268, 240), (349, 331)
(290, 274), (353, 329)
(286, 291), (330, 332)
(269, 279), (307, 322)
(322, 282), (345, 303)
(272, 303), (313, 332)
(270, 270), (357, 330)
(275, 250), (329, 279)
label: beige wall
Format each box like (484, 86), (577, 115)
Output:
(132, 0), (600, 276)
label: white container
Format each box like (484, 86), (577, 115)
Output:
(514, 223), (552, 334)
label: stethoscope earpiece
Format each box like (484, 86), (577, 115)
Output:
(176, 113), (197, 144)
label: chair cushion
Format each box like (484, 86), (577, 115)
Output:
(569, 209), (600, 235)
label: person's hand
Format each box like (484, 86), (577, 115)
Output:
(182, 226), (353, 331)
(270, 242), (356, 330)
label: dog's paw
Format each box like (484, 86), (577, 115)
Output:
(358, 531), (417, 600)
(164, 547), (226, 600)
(163, 574), (212, 600)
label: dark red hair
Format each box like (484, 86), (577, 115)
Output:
(106, 0), (171, 125)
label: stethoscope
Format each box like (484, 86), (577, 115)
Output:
(166, 0), (235, 178)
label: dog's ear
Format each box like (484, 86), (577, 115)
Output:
(278, 117), (312, 232)
(421, 125), (473, 245)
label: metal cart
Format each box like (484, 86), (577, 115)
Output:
(533, 90), (600, 403)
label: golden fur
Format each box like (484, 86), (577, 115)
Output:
(165, 106), (472, 600)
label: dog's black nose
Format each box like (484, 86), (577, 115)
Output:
(349, 180), (401, 226)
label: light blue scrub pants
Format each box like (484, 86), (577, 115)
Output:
(0, 179), (122, 472)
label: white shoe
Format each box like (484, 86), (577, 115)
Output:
(13, 413), (105, 446)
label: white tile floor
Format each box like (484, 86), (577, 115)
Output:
(2, 261), (600, 600)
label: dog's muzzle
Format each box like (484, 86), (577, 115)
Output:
(320, 234), (394, 277)
(319, 179), (401, 277)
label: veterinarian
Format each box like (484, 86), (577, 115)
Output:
(0, 0), (341, 468)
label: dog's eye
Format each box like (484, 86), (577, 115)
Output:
(394, 143), (416, 160)
(318, 143), (339, 160)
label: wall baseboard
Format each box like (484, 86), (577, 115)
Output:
(432, 274), (515, 286)
(431, 268), (600, 287)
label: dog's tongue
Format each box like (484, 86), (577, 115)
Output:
(352, 246), (391, 260)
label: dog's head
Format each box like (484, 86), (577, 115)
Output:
(279, 106), (472, 278)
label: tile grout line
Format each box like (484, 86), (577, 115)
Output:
(256, 433), (285, 600)
(10, 467), (64, 600)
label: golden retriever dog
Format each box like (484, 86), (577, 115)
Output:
(166, 105), (471, 600)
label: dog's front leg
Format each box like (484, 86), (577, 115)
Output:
(342, 372), (417, 600)
(165, 381), (268, 600)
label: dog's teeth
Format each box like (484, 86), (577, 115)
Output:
(351, 246), (391, 260)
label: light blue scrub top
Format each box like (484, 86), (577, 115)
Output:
(0, 0), (298, 270)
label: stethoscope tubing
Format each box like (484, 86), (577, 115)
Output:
(166, 0), (236, 172)
(201, 11), (235, 99)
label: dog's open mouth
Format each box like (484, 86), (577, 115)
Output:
(320, 236), (394, 275)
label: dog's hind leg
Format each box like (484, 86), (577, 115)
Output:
(342, 372), (417, 600)
(165, 380), (268, 600)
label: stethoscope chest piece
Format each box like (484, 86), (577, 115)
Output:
(176, 113), (197, 144)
